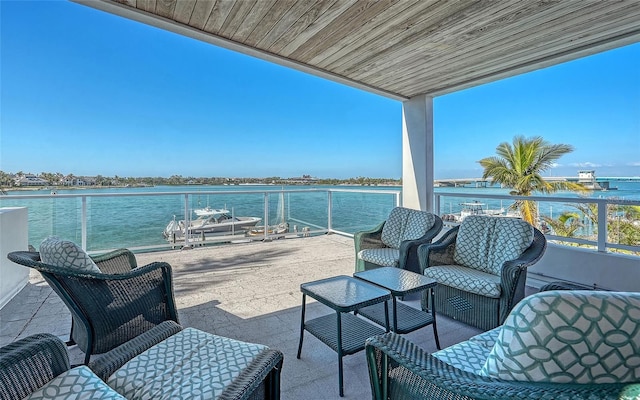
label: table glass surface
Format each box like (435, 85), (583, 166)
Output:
(354, 267), (436, 295)
(300, 275), (390, 310)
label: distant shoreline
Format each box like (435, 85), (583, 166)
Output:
(2, 182), (404, 192)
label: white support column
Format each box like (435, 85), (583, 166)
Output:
(402, 95), (434, 212)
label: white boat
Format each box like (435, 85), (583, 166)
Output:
(441, 201), (505, 224)
(163, 208), (261, 239)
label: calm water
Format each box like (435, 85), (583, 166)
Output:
(1, 182), (638, 252)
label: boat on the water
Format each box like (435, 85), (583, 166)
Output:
(441, 201), (505, 224)
(163, 208), (261, 239)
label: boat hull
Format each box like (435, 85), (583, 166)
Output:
(163, 216), (261, 239)
(188, 217), (261, 234)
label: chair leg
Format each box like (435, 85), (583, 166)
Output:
(66, 318), (76, 346)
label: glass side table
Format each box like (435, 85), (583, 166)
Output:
(354, 266), (440, 349)
(297, 275), (391, 397)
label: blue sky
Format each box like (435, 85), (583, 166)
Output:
(1, 1), (638, 180)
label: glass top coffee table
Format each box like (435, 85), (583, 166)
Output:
(354, 266), (440, 349)
(296, 275), (391, 397)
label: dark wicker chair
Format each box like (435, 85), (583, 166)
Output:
(354, 207), (443, 273)
(365, 332), (638, 400)
(7, 249), (179, 364)
(365, 282), (640, 400)
(0, 321), (284, 400)
(417, 223), (546, 331)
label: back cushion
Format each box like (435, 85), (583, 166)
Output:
(479, 290), (640, 384)
(381, 207), (435, 249)
(40, 237), (100, 273)
(454, 216), (533, 275)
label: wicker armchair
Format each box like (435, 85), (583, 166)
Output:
(355, 207), (443, 273)
(0, 322), (283, 400)
(418, 216), (546, 330)
(366, 283), (640, 400)
(365, 332), (637, 400)
(7, 249), (179, 364)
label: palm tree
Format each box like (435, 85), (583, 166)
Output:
(479, 136), (587, 225)
(541, 212), (583, 238)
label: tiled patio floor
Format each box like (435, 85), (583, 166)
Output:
(1, 234), (520, 399)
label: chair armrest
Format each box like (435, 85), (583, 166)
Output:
(365, 332), (627, 400)
(0, 334), (70, 400)
(499, 228), (547, 323)
(89, 320), (184, 381)
(398, 216), (444, 273)
(354, 221), (386, 252)
(91, 248), (138, 274)
(219, 348), (284, 400)
(355, 221), (386, 271)
(417, 226), (459, 274)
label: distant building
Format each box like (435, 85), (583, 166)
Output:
(60, 176), (96, 186)
(578, 170), (596, 183)
(287, 175), (319, 184)
(15, 174), (48, 186)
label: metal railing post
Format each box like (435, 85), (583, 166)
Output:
(395, 192), (401, 207)
(327, 191), (333, 233)
(597, 201), (607, 252)
(433, 194), (441, 215)
(184, 194), (190, 248)
(81, 196), (87, 250)
(263, 192), (269, 240)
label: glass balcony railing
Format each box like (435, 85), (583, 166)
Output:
(435, 192), (640, 255)
(0, 188), (401, 252)
(1, 188), (638, 256)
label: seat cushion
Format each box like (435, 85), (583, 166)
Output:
(480, 290), (640, 384)
(358, 248), (400, 267)
(25, 366), (125, 400)
(468, 326), (502, 349)
(39, 237), (100, 273)
(432, 338), (492, 374)
(380, 207), (435, 249)
(453, 216), (533, 275)
(107, 328), (268, 400)
(424, 265), (502, 298)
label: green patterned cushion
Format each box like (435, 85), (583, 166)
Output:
(432, 338), (492, 374)
(39, 237), (100, 273)
(423, 265), (502, 298)
(380, 207), (435, 249)
(358, 248), (400, 267)
(25, 366), (125, 400)
(107, 328), (268, 399)
(453, 216), (533, 275)
(480, 290), (640, 384)
(468, 327), (501, 349)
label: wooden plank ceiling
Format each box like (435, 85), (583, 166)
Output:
(80, 0), (640, 100)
